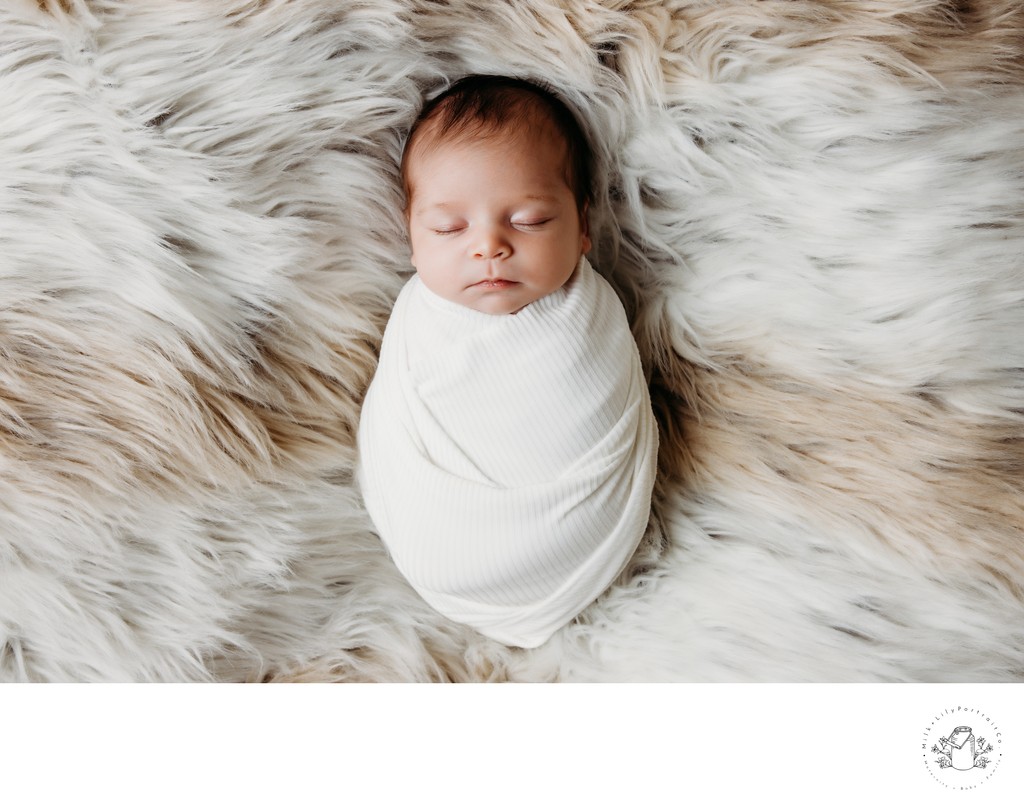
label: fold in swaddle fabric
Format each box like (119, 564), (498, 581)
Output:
(357, 257), (658, 647)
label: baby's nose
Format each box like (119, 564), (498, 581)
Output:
(472, 227), (511, 259)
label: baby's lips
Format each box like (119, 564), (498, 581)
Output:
(473, 278), (519, 288)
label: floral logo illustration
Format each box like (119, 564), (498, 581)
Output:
(931, 726), (993, 771)
(922, 708), (1002, 790)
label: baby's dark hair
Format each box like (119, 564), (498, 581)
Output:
(401, 74), (593, 212)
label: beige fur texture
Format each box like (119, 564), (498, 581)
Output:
(1, 0), (1022, 681)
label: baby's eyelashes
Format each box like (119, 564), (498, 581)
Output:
(428, 220), (551, 235)
(512, 218), (552, 231)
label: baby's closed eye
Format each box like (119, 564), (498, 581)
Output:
(511, 218), (553, 231)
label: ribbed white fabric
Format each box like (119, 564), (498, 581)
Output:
(356, 257), (658, 647)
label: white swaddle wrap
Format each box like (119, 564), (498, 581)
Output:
(357, 257), (658, 647)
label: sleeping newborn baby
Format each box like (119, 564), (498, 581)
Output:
(357, 75), (658, 648)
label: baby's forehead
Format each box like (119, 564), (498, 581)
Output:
(405, 135), (573, 212)
(405, 121), (572, 189)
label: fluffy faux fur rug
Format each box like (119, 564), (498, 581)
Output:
(1, 0), (1022, 682)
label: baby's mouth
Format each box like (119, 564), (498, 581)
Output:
(472, 279), (519, 289)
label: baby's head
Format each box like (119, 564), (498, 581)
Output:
(401, 75), (593, 315)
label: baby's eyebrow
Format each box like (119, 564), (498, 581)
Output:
(413, 194), (560, 216)
(412, 201), (456, 216)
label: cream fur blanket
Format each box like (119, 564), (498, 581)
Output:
(358, 258), (658, 647)
(1, 0), (1022, 681)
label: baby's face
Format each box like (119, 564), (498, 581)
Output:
(406, 130), (590, 315)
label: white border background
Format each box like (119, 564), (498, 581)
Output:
(3, 684), (1020, 807)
